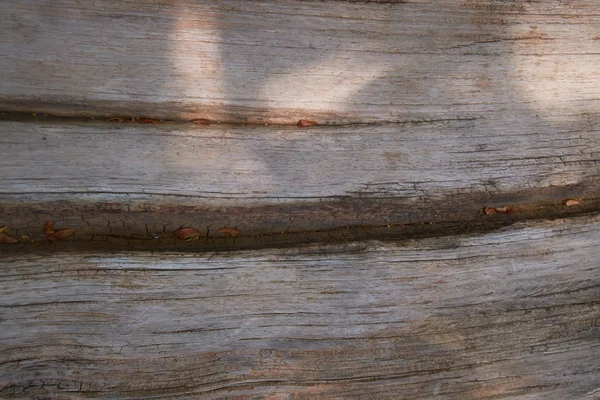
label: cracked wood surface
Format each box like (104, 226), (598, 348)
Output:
(1, 0), (599, 242)
(2, 117), (599, 200)
(1, 0), (600, 398)
(0, 117), (598, 246)
(1, 0), (599, 124)
(1, 215), (599, 399)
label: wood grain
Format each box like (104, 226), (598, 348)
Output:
(2, 118), (598, 199)
(1, 0), (599, 124)
(2, 2), (599, 398)
(1, 215), (599, 399)
(0, 118), (598, 244)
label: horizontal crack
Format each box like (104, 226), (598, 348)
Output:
(0, 110), (479, 128)
(1, 194), (599, 254)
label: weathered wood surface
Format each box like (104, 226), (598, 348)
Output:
(1, 215), (599, 399)
(1, 1), (600, 398)
(3, 118), (599, 199)
(2, 0), (599, 242)
(0, 118), (598, 244)
(1, 0), (599, 124)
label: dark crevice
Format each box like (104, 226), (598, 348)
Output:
(0, 110), (479, 128)
(1, 197), (599, 255)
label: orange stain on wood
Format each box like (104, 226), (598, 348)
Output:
(0, 231), (18, 244)
(44, 220), (75, 241)
(138, 118), (160, 124)
(218, 227), (240, 237)
(173, 227), (202, 240)
(564, 199), (580, 207)
(297, 119), (317, 127)
(48, 228), (76, 241)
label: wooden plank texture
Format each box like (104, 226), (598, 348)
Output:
(2, 117), (600, 199)
(1, 1), (599, 399)
(1, 215), (599, 399)
(1, 0), (599, 123)
(2, 0), (599, 242)
(0, 117), (598, 244)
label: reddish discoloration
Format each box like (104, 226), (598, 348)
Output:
(48, 228), (76, 241)
(174, 227), (202, 240)
(193, 118), (212, 125)
(494, 205), (514, 214)
(0, 231), (18, 244)
(106, 117), (125, 123)
(44, 220), (75, 241)
(0, 181), (596, 252)
(297, 119), (317, 127)
(484, 207), (496, 215)
(485, 205), (514, 215)
(564, 199), (580, 207)
(219, 227), (240, 237)
(138, 118), (160, 124)
(44, 220), (55, 236)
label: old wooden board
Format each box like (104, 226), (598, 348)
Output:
(0, 118), (599, 248)
(3, 117), (600, 200)
(1, 0), (599, 124)
(1, 215), (599, 399)
(1, 1), (599, 398)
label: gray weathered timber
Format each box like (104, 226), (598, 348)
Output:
(0, 118), (598, 242)
(1, 1), (599, 398)
(1, 0), (599, 124)
(0, 117), (599, 238)
(3, 118), (599, 200)
(1, 215), (599, 399)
